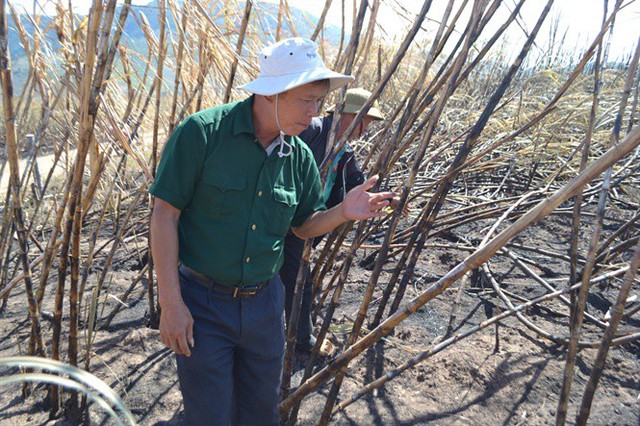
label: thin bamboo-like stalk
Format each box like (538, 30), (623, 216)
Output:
(281, 0), (299, 37)
(71, 1), (124, 414)
(576, 241), (640, 425)
(281, 240), (312, 399)
(595, 235), (640, 266)
(352, 0), (379, 81)
(276, 0), (284, 41)
(78, 155), (128, 319)
(556, 16), (635, 424)
(321, 0), (369, 184)
(483, 259), (612, 348)
(102, 262), (149, 328)
(74, 0), (131, 372)
(84, 188), (145, 371)
(168, 0), (189, 134)
(311, 222), (351, 298)
(310, 0), (333, 41)
(51, 1), (104, 415)
(223, 0), (252, 103)
(324, 0), (436, 178)
(361, 0), (461, 174)
(456, 0), (527, 86)
(566, 3), (607, 344)
(333, 0), (345, 68)
(503, 248), (608, 328)
(151, 0), (167, 176)
(318, 211), (402, 424)
(0, 190), (13, 296)
(1, 0), (45, 363)
(596, 210), (640, 256)
(86, 2), (117, 184)
(145, 0), (167, 328)
(35, 155), (73, 310)
(131, 11), (156, 113)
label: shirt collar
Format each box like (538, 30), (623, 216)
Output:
(232, 96), (257, 137)
(232, 95), (299, 150)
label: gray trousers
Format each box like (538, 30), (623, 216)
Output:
(176, 267), (285, 426)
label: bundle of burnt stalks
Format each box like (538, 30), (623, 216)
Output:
(0, 0), (638, 425)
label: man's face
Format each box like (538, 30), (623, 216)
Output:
(340, 113), (376, 139)
(277, 82), (328, 135)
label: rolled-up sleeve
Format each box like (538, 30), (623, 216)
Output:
(149, 117), (207, 210)
(291, 155), (326, 228)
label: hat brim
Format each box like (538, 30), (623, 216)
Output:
(326, 104), (385, 120)
(238, 67), (354, 96)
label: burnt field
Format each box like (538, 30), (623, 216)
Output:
(1, 0), (639, 425)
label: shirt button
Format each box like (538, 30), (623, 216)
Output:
(258, 191), (263, 197)
(245, 257), (251, 263)
(251, 224), (257, 230)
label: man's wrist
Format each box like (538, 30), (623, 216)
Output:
(337, 202), (348, 222)
(159, 286), (183, 309)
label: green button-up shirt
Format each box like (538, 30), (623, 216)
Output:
(149, 96), (325, 286)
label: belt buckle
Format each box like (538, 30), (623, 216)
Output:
(243, 288), (258, 297)
(238, 285), (261, 298)
(232, 287), (240, 298)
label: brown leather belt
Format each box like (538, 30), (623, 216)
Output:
(178, 264), (269, 299)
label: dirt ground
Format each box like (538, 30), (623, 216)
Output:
(0, 210), (638, 425)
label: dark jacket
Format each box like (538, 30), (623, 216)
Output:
(298, 115), (365, 209)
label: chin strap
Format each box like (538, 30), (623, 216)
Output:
(275, 93), (293, 158)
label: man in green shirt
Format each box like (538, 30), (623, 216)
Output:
(150, 38), (393, 426)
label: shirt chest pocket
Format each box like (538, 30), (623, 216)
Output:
(269, 187), (298, 236)
(201, 169), (246, 220)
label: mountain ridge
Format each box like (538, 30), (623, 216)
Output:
(6, 1), (344, 91)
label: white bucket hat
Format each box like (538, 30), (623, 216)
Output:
(239, 37), (354, 96)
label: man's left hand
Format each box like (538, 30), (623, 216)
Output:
(341, 175), (395, 221)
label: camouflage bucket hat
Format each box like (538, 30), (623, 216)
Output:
(327, 87), (384, 120)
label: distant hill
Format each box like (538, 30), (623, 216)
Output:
(6, 1), (343, 92)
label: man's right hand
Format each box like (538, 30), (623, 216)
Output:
(151, 198), (193, 356)
(160, 301), (194, 357)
